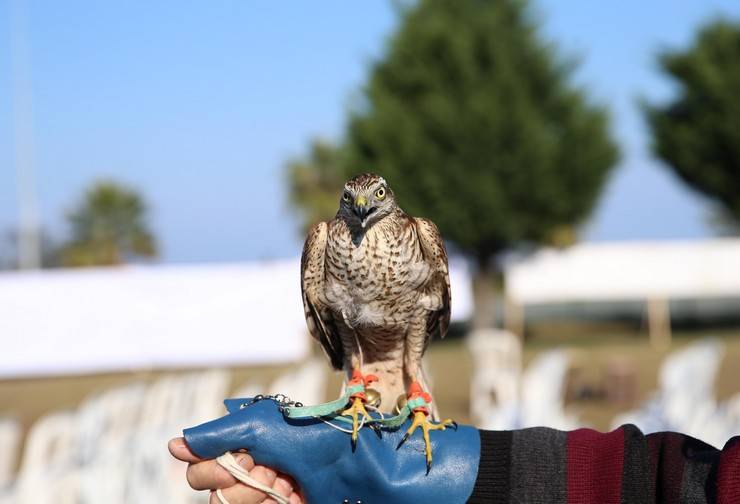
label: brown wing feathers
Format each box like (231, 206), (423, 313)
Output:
(413, 217), (452, 344)
(300, 222), (344, 370)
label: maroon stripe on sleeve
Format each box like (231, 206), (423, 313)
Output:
(566, 427), (625, 504)
(717, 437), (740, 504)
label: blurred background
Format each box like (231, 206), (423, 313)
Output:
(2, 0), (740, 502)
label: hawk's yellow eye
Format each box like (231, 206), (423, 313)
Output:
(375, 187), (386, 200)
(342, 192), (351, 203)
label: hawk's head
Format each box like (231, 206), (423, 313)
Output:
(338, 173), (397, 229)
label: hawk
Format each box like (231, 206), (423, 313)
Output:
(300, 173), (453, 468)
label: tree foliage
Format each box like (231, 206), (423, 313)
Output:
(346, 0), (618, 264)
(60, 181), (158, 267)
(644, 19), (740, 225)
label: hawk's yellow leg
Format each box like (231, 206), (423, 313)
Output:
(398, 410), (455, 472)
(341, 396), (371, 445)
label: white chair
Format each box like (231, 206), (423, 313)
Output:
(75, 382), (147, 465)
(17, 412), (76, 476)
(0, 418), (20, 489)
(183, 369), (231, 425)
(467, 329), (522, 428)
(611, 338), (732, 447)
(15, 412), (80, 504)
(17, 471), (81, 504)
(122, 429), (200, 504)
(612, 397), (667, 434)
(233, 358), (330, 409)
(139, 375), (183, 430)
(12, 370), (234, 504)
(139, 371), (230, 431)
(267, 357), (328, 407)
(520, 350), (580, 430)
(232, 382), (265, 400)
(660, 338), (724, 433)
(725, 393), (740, 427)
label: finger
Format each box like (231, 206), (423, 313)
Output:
(168, 437), (203, 463)
(262, 474), (294, 503)
(208, 466), (278, 504)
(187, 453), (255, 491)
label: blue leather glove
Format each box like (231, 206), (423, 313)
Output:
(183, 397), (481, 504)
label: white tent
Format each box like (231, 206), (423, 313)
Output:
(504, 239), (740, 345)
(0, 261), (308, 377)
(0, 258), (472, 378)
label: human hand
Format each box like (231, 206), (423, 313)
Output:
(180, 397), (481, 504)
(168, 436), (304, 504)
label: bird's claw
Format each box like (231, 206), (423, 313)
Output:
(341, 397), (371, 448)
(396, 431), (411, 450)
(369, 422), (383, 438)
(396, 410), (455, 473)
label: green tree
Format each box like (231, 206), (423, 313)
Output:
(285, 139), (347, 234)
(60, 181), (158, 267)
(644, 19), (740, 230)
(345, 0), (619, 329)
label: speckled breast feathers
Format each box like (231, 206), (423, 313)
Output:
(300, 173), (450, 410)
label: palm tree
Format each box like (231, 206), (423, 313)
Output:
(61, 181), (158, 267)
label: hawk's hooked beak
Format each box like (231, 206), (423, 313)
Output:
(353, 195), (373, 227)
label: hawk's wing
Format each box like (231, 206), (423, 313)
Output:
(301, 221), (344, 370)
(413, 217), (451, 346)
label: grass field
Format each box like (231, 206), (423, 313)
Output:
(2, 327), (740, 471)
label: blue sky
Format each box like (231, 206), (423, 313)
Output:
(1, 0), (739, 263)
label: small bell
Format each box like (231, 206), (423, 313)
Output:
(365, 388), (382, 408)
(395, 393), (408, 414)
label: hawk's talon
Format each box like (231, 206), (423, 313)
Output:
(341, 396), (371, 447)
(369, 423), (383, 438)
(396, 432), (411, 450)
(398, 410), (455, 472)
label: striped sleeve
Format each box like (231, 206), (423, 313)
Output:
(468, 425), (739, 503)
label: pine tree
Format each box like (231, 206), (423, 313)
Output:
(345, 0), (619, 328)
